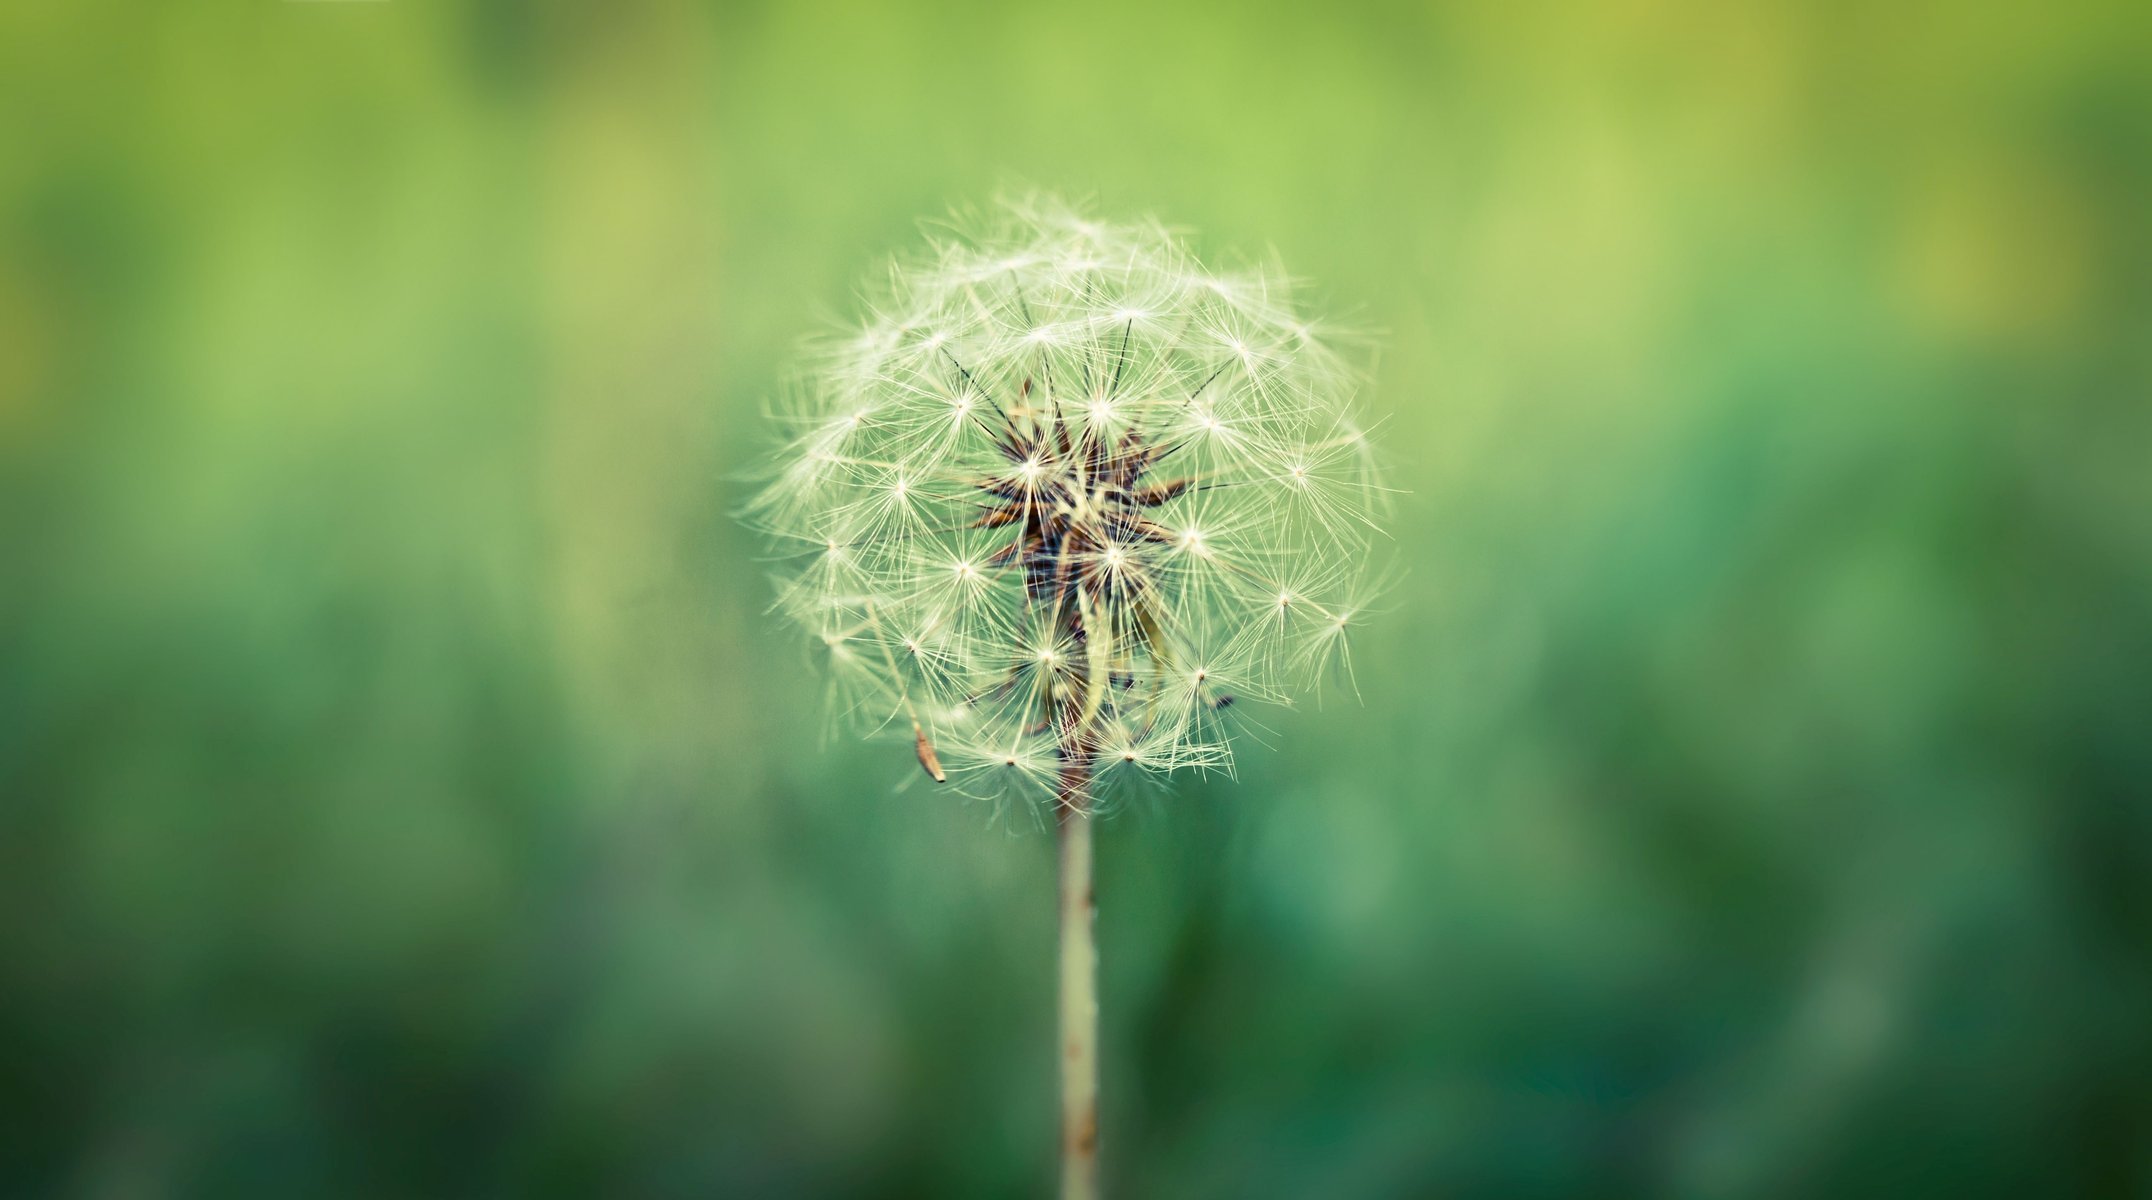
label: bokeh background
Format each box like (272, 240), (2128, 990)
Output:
(5, 0), (2149, 1196)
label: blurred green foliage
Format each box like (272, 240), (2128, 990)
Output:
(4, 0), (2149, 1196)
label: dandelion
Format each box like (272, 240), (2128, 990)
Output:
(745, 196), (1388, 1199)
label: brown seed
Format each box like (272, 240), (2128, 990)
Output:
(973, 503), (1021, 529)
(1130, 478), (1191, 506)
(913, 722), (947, 783)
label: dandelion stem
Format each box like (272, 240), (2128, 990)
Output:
(1056, 750), (1100, 1200)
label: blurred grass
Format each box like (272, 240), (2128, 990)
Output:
(3, 0), (2149, 1196)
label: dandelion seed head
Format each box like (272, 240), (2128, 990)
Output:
(744, 196), (1390, 809)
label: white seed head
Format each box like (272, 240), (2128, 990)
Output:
(746, 196), (1389, 810)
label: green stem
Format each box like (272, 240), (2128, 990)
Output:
(1057, 760), (1099, 1200)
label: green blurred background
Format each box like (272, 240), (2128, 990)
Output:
(4, 0), (2149, 1196)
